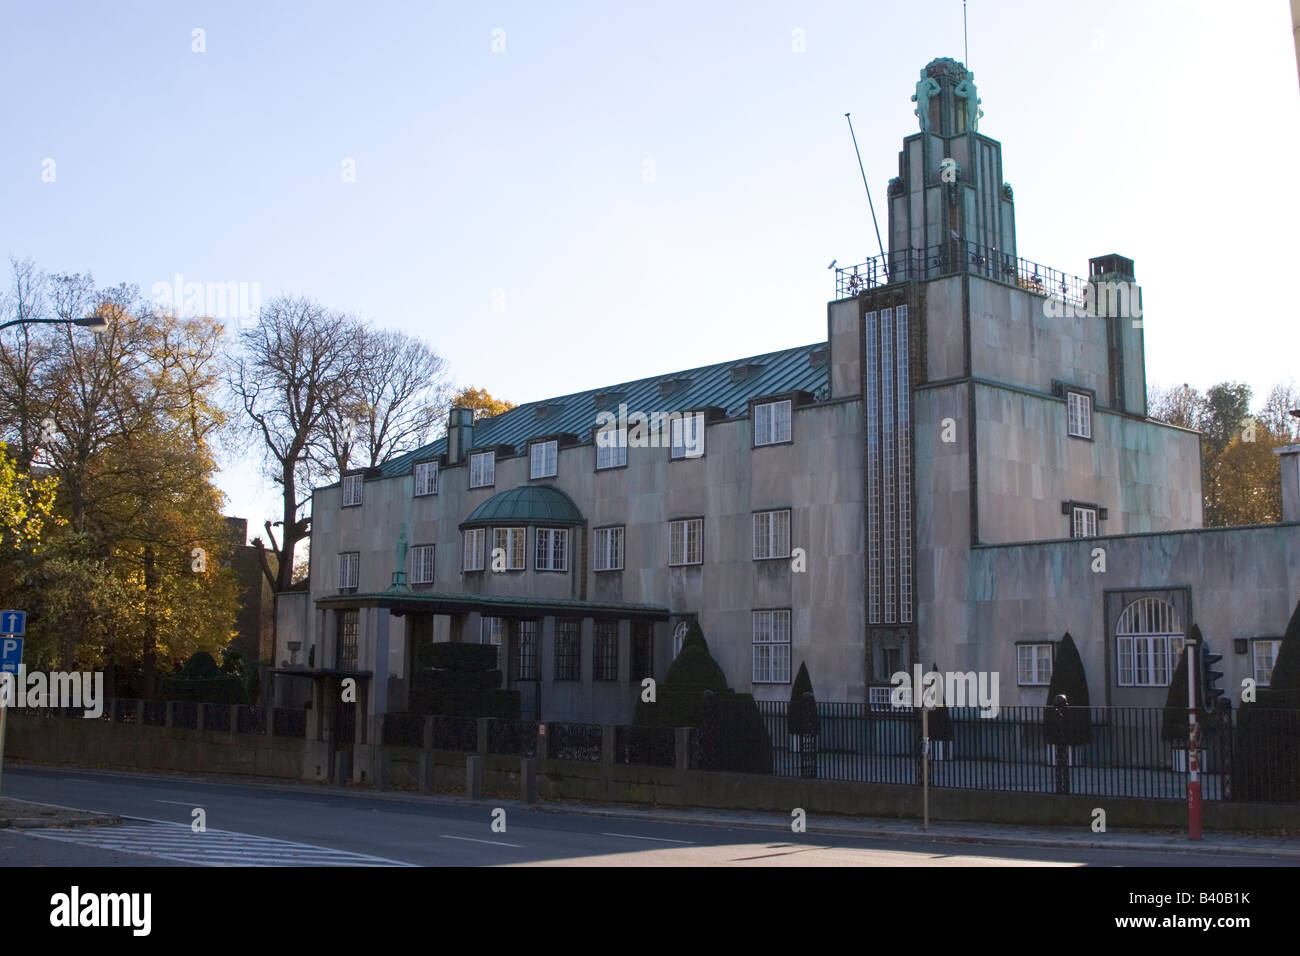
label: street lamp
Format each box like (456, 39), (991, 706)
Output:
(0, 314), (109, 334)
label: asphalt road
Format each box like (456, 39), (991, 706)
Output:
(0, 767), (1286, 867)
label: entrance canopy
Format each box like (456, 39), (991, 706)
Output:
(315, 591), (670, 622)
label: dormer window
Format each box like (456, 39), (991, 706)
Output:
(414, 460), (439, 496)
(754, 400), (792, 446)
(530, 440), (558, 479)
(342, 474), (363, 507)
(469, 451), (495, 489)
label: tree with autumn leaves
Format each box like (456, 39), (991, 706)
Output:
(1148, 380), (1295, 526)
(0, 259), (239, 696)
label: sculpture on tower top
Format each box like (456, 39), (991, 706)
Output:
(954, 73), (983, 132)
(912, 69), (941, 132)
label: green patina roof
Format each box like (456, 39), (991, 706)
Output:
(377, 341), (829, 478)
(461, 484), (584, 527)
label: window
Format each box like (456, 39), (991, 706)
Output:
(668, 518), (703, 566)
(1116, 596), (1185, 687)
(514, 619), (538, 680)
(535, 527), (568, 571)
(530, 440), (557, 479)
(469, 451), (495, 489)
(596, 428), (627, 470)
(342, 474), (363, 507)
(1017, 644), (1054, 686)
(493, 527), (526, 570)
(631, 622), (653, 682)
(670, 413), (704, 459)
(462, 528), (486, 571)
(410, 544), (435, 584)
(1072, 506), (1098, 539)
(593, 526), (624, 571)
(752, 610), (792, 683)
(754, 400), (792, 446)
(1254, 639), (1281, 687)
(481, 616), (503, 668)
(414, 461), (439, 496)
(337, 552), (359, 590)
(753, 509), (791, 560)
(337, 610), (359, 670)
(593, 621), (619, 681)
(554, 620), (580, 680)
(1067, 391), (1092, 439)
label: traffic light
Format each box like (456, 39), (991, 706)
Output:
(1199, 642), (1224, 711)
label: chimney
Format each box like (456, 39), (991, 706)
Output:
(447, 406), (474, 464)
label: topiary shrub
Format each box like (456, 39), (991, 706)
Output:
(1233, 599), (1300, 801)
(160, 651), (247, 704)
(1161, 633), (1198, 743)
(920, 662), (954, 743)
(180, 651), (221, 680)
(787, 661), (819, 737)
(634, 621), (772, 774)
(1043, 632), (1091, 747)
(409, 640), (516, 718)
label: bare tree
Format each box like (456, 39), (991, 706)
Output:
(319, 328), (452, 474)
(1257, 381), (1300, 441)
(1147, 382), (1204, 431)
(231, 295), (365, 592)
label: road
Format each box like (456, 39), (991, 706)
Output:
(0, 767), (1287, 867)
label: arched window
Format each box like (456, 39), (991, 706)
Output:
(1115, 597), (1185, 687)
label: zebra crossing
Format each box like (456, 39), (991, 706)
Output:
(24, 819), (414, 867)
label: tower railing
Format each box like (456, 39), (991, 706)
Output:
(835, 240), (1089, 308)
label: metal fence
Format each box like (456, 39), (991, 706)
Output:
(272, 708), (307, 739)
(235, 705), (266, 735)
(488, 719), (539, 757)
(713, 699), (1299, 802)
(614, 725), (676, 768)
(547, 722), (603, 762)
(835, 240), (1089, 308)
(431, 716), (478, 752)
(382, 713), (426, 748)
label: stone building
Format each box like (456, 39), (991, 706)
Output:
(275, 57), (1300, 742)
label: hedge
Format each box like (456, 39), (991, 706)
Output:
(415, 642), (498, 672)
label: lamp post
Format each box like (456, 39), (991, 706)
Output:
(0, 315), (109, 334)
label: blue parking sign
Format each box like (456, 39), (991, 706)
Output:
(0, 611), (24, 636)
(0, 637), (21, 674)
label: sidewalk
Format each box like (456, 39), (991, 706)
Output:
(8, 763), (1297, 859)
(0, 796), (120, 830)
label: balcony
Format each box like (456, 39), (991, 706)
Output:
(834, 240), (1088, 308)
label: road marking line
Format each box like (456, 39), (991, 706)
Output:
(155, 800), (205, 807)
(601, 832), (696, 845)
(440, 834), (522, 848)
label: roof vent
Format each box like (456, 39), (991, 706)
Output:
(809, 348), (829, 368)
(658, 377), (692, 397)
(730, 363), (766, 383)
(593, 390), (627, 408)
(534, 402), (565, 420)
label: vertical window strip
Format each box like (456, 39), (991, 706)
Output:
(896, 305), (912, 623)
(881, 308), (896, 624)
(865, 311), (880, 624)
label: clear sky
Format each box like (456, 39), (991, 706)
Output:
(3, 0), (1297, 538)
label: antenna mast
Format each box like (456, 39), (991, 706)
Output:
(844, 112), (888, 278)
(963, 1), (969, 66)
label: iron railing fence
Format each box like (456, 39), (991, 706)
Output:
(272, 708), (307, 739)
(547, 722), (603, 762)
(383, 713), (426, 748)
(835, 240), (1089, 308)
(204, 705), (231, 732)
(235, 705), (266, 736)
(431, 716), (478, 752)
(488, 718), (539, 757)
(614, 725), (676, 767)
(702, 699), (1299, 802)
